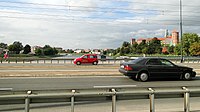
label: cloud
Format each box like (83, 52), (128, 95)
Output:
(0, 0), (200, 49)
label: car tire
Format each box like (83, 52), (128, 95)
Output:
(138, 72), (149, 82)
(182, 72), (191, 80)
(93, 61), (98, 65)
(76, 61), (81, 65)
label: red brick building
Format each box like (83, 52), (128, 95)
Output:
(131, 30), (179, 46)
(131, 30), (179, 53)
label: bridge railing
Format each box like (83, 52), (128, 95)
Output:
(1, 86), (200, 112)
(0, 58), (200, 64)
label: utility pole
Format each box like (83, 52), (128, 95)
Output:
(180, 0), (184, 63)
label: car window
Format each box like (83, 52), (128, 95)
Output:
(160, 59), (174, 66)
(129, 58), (144, 64)
(83, 56), (88, 59)
(90, 55), (94, 58)
(146, 59), (162, 65)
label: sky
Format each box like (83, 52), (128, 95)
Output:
(0, 0), (200, 49)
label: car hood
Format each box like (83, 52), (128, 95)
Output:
(177, 65), (193, 70)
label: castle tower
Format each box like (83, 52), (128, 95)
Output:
(165, 29), (169, 38)
(172, 30), (179, 46)
(131, 38), (136, 45)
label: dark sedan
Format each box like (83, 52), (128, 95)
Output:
(119, 57), (196, 82)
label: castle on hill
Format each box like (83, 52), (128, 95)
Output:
(131, 30), (179, 46)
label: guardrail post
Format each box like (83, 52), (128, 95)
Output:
(25, 91), (32, 112)
(183, 87), (190, 112)
(111, 89), (116, 112)
(71, 90), (76, 112)
(148, 88), (155, 112)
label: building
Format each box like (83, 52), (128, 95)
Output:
(0, 48), (3, 54)
(31, 46), (42, 54)
(74, 49), (84, 53)
(55, 47), (63, 53)
(131, 30), (179, 46)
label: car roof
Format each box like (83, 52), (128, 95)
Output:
(84, 54), (97, 56)
(137, 57), (166, 60)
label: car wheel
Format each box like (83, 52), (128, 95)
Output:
(183, 72), (191, 80)
(93, 61), (98, 65)
(138, 72), (149, 82)
(76, 61), (81, 65)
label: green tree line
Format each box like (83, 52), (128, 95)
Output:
(0, 41), (58, 56)
(112, 33), (200, 56)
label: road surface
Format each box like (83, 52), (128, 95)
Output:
(0, 76), (200, 90)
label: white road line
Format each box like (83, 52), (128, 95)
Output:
(0, 88), (13, 91)
(0, 69), (117, 72)
(93, 85), (137, 88)
(0, 76), (125, 79)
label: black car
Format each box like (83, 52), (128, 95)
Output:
(119, 57), (196, 82)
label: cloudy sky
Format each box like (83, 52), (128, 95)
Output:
(0, 0), (199, 49)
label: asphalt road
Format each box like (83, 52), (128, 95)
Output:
(1, 76), (200, 91)
(0, 63), (199, 91)
(0, 63), (200, 112)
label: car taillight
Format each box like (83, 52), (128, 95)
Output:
(124, 65), (132, 71)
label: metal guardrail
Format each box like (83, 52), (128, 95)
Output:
(0, 58), (200, 64)
(1, 86), (200, 112)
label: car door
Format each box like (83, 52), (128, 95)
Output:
(146, 59), (165, 78)
(89, 55), (95, 63)
(82, 55), (89, 63)
(159, 59), (180, 78)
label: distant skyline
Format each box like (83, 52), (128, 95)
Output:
(0, 0), (200, 49)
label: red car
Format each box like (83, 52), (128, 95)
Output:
(73, 54), (98, 65)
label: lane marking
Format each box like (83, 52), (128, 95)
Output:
(0, 88), (13, 91)
(94, 85), (137, 88)
(0, 69), (117, 72)
(0, 76), (126, 79)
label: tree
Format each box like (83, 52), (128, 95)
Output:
(168, 45), (175, 54)
(119, 41), (131, 55)
(35, 48), (43, 56)
(131, 43), (138, 54)
(182, 33), (200, 56)
(142, 47), (148, 54)
(0, 43), (7, 49)
(43, 45), (58, 55)
(189, 42), (200, 56)
(23, 44), (31, 54)
(66, 49), (74, 53)
(147, 37), (162, 54)
(8, 41), (23, 54)
(119, 47), (125, 56)
(174, 44), (181, 55)
(122, 41), (130, 47)
(136, 40), (147, 54)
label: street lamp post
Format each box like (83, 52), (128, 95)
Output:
(180, 0), (184, 63)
